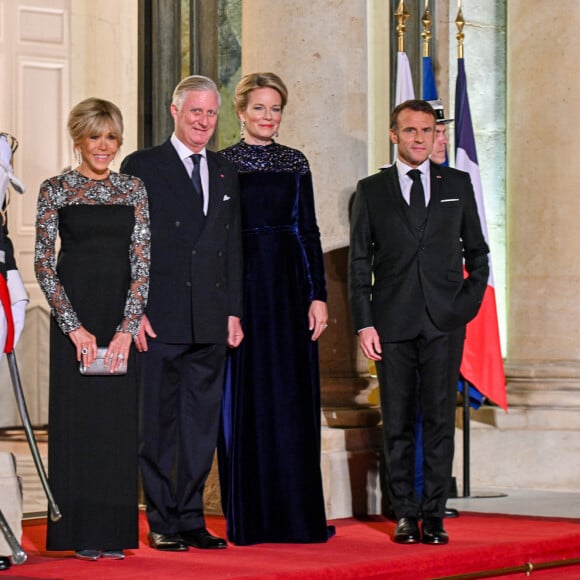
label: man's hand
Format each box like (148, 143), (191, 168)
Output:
(227, 316), (243, 348)
(135, 314), (157, 352)
(358, 327), (382, 361)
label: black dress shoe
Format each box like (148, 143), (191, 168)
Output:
(0, 557), (10, 571)
(181, 528), (227, 549)
(148, 531), (189, 551)
(444, 507), (459, 518)
(393, 517), (420, 544)
(422, 517), (449, 545)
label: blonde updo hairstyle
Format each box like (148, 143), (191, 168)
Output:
(67, 97), (124, 148)
(234, 72), (288, 115)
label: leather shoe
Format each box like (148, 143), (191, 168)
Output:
(75, 549), (100, 561)
(181, 528), (227, 549)
(393, 517), (420, 544)
(0, 557), (10, 571)
(148, 531), (188, 551)
(445, 507), (459, 518)
(101, 549), (125, 559)
(422, 517), (449, 545)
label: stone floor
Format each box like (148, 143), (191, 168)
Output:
(2, 428), (579, 521)
(447, 488), (580, 519)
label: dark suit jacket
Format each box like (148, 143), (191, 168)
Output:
(349, 161), (489, 342)
(121, 140), (243, 345)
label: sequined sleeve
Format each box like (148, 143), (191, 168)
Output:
(115, 178), (150, 338)
(34, 173), (151, 339)
(34, 178), (81, 334)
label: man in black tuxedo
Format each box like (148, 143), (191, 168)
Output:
(121, 75), (243, 552)
(349, 99), (489, 545)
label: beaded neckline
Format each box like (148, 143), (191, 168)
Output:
(220, 140), (309, 174)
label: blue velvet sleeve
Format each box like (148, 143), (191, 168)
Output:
(298, 170), (327, 302)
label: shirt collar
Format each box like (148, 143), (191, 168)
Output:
(395, 158), (430, 181)
(170, 133), (206, 161)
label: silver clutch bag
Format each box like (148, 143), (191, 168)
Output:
(79, 347), (127, 376)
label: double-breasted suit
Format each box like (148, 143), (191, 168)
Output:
(121, 140), (242, 534)
(122, 141), (242, 344)
(349, 160), (489, 520)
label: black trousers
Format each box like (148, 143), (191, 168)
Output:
(376, 310), (465, 519)
(138, 341), (227, 534)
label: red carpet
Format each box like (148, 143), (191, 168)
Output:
(4, 511), (579, 579)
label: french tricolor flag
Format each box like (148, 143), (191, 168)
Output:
(396, 51), (415, 104)
(455, 57), (507, 410)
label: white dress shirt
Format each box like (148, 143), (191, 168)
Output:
(170, 133), (209, 215)
(395, 158), (431, 206)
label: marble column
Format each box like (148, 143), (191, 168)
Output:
(506, 1), (580, 411)
(506, 0), (580, 402)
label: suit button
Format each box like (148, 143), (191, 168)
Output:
(192, 249), (196, 256)
(217, 250), (223, 257)
(215, 282), (221, 288)
(225, 224), (230, 229)
(186, 281), (192, 287)
(175, 221), (181, 227)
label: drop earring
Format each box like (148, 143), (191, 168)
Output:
(75, 149), (81, 166)
(240, 120), (245, 139)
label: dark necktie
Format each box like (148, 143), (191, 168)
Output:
(190, 153), (204, 215)
(407, 169), (425, 210)
(407, 169), (427, 223)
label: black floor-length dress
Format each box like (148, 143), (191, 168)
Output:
(218, 141), (332, 545)
(35, 170), (149, 551)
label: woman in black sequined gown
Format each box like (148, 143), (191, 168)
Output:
(34, 99), (150, 560)
(219, 73), (333, 545)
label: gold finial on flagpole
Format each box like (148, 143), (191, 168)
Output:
(456, 0), (465, 59)
(395, 0), (410, 53)
(421, 0), (432, 58)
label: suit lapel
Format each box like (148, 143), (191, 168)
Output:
(205, 151), (226, 221)
(425, 161), (444, 234)
(429, 161), (444, 203)
(156, 140), (193, 195)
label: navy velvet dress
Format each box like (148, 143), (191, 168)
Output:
(218, 141), (331, 545)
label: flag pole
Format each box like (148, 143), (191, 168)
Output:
(421, 0), (432, 58)
(393, 1), (415, 155)
(454, 1), (506, 501)
(456, 1), (464, 61)
(455, 2), (472, 499)
(395, 0), (409, 53)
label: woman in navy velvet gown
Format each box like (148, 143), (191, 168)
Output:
(219, 72), (332, 545)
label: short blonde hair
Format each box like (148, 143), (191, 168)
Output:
(234, 72), (288, 114)
(67, 98), (124, 146)
(172, 75), (221, 111)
